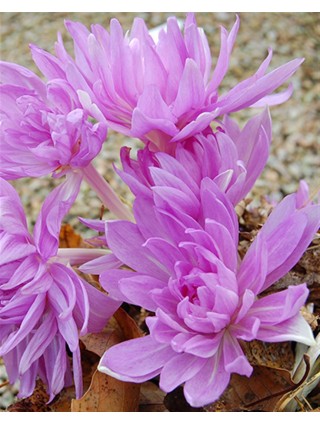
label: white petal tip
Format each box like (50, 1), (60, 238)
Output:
(98, 363), (125, 381)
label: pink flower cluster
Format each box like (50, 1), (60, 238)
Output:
(0, 14), (318, 407)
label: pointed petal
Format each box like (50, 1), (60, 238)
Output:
(19, 312), (57, 374)
(183, 354), (230, 407)
(222, 332), (252, 376)
(106, 220), (169, 279)
(99, 335), (174, 382)
(256, 313), (315, 346)
(160, 353), (206, 393)
(33, 172), (82, 259)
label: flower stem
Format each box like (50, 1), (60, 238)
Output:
(57, 248), (110, 266)
(82, 162), (133, 221)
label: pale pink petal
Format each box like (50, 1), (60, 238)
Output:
(106, 220), (169, 279)
(222, 332), (252, 376)
(99, 335), (174, 383)
(19, 312), (57, 374)
(33, 171), (82, 259)
(256, 314), (315, 346)
(249, 284), (309, 324)
(160, 353), (206, 393)
(118, 274), (168, 312)
(183, 354), (230, 407)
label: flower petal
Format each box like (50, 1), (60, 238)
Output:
(183, 354), (230, 407)
(99, 335), (174, 383)
(160, 352), (206, 393)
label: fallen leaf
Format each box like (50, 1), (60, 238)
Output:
(71, 370), (140, 412)
(139, 382), (168, 412)
(7, 380), (50, 412)
(206, 365), (298, 412)
(114, 307), (143, 340)
(241, 340), (295, 370)
(164, 386), (204, 412)
(71, 308), (142, 412)
(59, 223), (83, 248)
(80, 317), (122, 358)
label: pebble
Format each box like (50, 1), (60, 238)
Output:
(0, 364), (19, 411)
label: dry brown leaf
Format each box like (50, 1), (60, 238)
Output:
(71, 370), (140, 412)
(206, 365), (298, 412)
(49, 387), (78, 412)
(71, 308), (142, 412)
(114, 307), (143, 340)
(6, 380), (50, 412)
(301, 305), (319, 331)
(59, 223), (83, 248)
(241, 340), (295, 370)
(164, 386), (204, 412)
(139, 382), (168, 412)
(80, 318), (123, 358)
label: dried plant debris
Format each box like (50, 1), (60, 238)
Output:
(139, 382), (168, 412)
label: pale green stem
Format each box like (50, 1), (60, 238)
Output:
(82, 162), (133, 221)
(57, 248), (110, 266)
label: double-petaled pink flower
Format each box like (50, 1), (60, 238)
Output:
(0, 62), (106, 179)
(116, 108), (272, 206)
(29, 14), (302, 151)
(0, 177), (120, 401)
(87, 172), (319, 407)
(0, 62), (132, 220)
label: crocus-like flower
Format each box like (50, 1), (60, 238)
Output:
(0, 62), (132, 220)
(0, 176), (121, 401)
(30, 14), (302, 150)
(116, 108), (272, 206)
(92, 178), (319, 407)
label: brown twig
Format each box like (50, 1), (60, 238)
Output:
(0, 380), (9, 389)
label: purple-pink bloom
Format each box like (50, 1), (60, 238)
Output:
(0, 176), (121, 401)
(0, 62), (106, 180)
(92, 179), (318, 407)
(115, 108), (271, 206)
(30, 14), (302, 151)
(0, 62), (132, 220)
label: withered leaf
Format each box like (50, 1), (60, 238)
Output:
(80, 317), (123, 358)
(113, 307), (143, 340)
(59, 223), (83, 248)
(206, 365), (298, 412)
(6, 380), (50, 412)
(139, 382), (168, 412)
(241, 340), (295, 370)
(71, 370), (140, 412)
(71, 308), (142, 412)
(164, 386), (204, 412)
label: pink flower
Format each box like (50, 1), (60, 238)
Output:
(0, 62), (132, 220)
(92, 179), (318, 407)
(0, 177), (121, 401)
(116, 108), (272, 206)
(0, 62), (106, 179)
(30, 14), (302, 150)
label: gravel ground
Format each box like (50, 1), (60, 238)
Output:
(0, 12), (319, 410)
